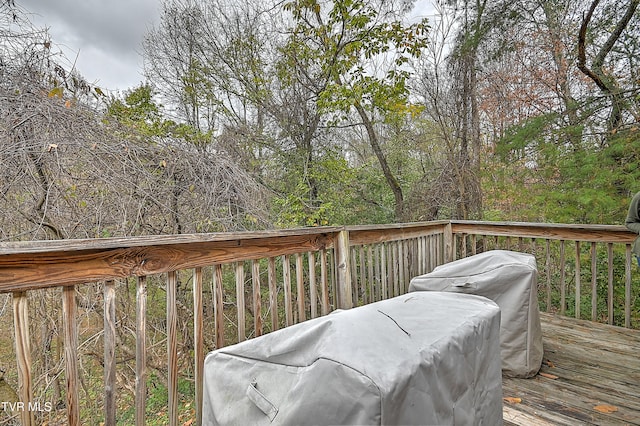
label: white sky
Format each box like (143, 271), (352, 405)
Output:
(16, 0), (436, 94)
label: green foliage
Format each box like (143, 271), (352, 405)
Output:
(281, 0), (429, 118)
(271, 151), (388, 227)
(487, 116), (640, 224)
(107, 84), (214, 145)
(107, 84), (165, 136)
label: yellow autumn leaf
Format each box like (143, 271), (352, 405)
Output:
(594, 405), (618, 414)
(503, 397), (522, 404)
(48, 86), (63, 98)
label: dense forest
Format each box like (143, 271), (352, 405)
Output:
(1, 0), (639, 242)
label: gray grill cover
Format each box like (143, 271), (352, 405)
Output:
(409, 250), (543, 378)
(202, 292), (503, 425)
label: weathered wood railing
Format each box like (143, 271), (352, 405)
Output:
(0, 221), (637, 425)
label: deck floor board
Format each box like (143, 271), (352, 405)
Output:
(503, 312), (640, 425)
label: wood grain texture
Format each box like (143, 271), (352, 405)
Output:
(235, 263), (245, 342)
(61, 286), (80, 426)
(267, 258), (278, 332)
(166, 271), (178, 426)
(348, 221), (449, 245)
(295, 254), (305, 322)
(575, 241), (581, 319)
(0, 232), (336, 292)
(214, 265), (224, 348)
(251, 260), (262, 337)
(103, 281), (116, 425)
(308, 252), (317, 319)
(333, 230), (352, 309)
(12, 291), (34, 426)
(135, 276), (147, 426)
(320, 249), (329, 316)
(283, 255), (292, 326)
(502, 313), (640, 425)
(451, 220), (635, 243)
(193, 268), (204, 426)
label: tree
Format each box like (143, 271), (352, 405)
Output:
(280, 0), (429, 221)
(477, 0), (640, 223)
(578, 0), (639, 132)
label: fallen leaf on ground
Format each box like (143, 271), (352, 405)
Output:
(594, 405), (618, 413)
(539, 372), (559, 379)
(543, 359), (555, 368)
(503, 397), (522, 404)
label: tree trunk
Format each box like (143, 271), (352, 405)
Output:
(353, 102), (405, 221)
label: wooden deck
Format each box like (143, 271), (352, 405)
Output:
(503, 312), (640, 425)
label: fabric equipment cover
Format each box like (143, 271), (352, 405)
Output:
(202, 292), (503, 425)
(409, 249), (543, 378)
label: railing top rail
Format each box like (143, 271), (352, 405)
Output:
(1, 220), (637, 293)
(0, 226), (344, 255)
(451, 220), (636, 243)
(0, 227), (342, 293)
(345, 220), (450, 232)
(346, 221), (450, 245)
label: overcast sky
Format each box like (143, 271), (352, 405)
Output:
(18, 0), (161, 93)
(16, 0), (436, 94)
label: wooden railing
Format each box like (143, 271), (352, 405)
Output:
(0, 221), (637, 425)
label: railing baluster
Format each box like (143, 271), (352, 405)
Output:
(591, 242), (597, 322)
(12, 291), (34, 426)
(295, 254), (306, 322)
(235, 263), (246, 341)
(252, 260), (263, 337)
(545, 240), (551, 312)
(359, 246), (367, 304)
(268, 258), (278, 331)
(166, 271), (178, 426)
(320, 249), (329, 316)
(135, 276), (147, 426)
(104, 280), (116, 426)
(560, 240), (566, 316)
(607, 243), (614, 325)
(575, 241), (581, 319)
(214, 265), (225, 348)
(367, 245), (374, 303)
(471, 234), (477, 255)
(398, 241), (405, 295)
(389, 243), (397, 297)
(381, 243), (388, 300)
(373, 245), (381, 302)
(625, 245), (632, 328)
(350, 248), (358, 304)
(283, 255), (292, 326)
(62, 285), (80, 426)
(193, 268), (204, 426)
(309, 252), (318, 318)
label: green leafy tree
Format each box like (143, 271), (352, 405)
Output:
(280, 0), (429, 221)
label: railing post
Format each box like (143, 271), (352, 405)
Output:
(334, 229), (353, 309)
(444, 222), (453, 264)
(12, 291), (34, 426)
